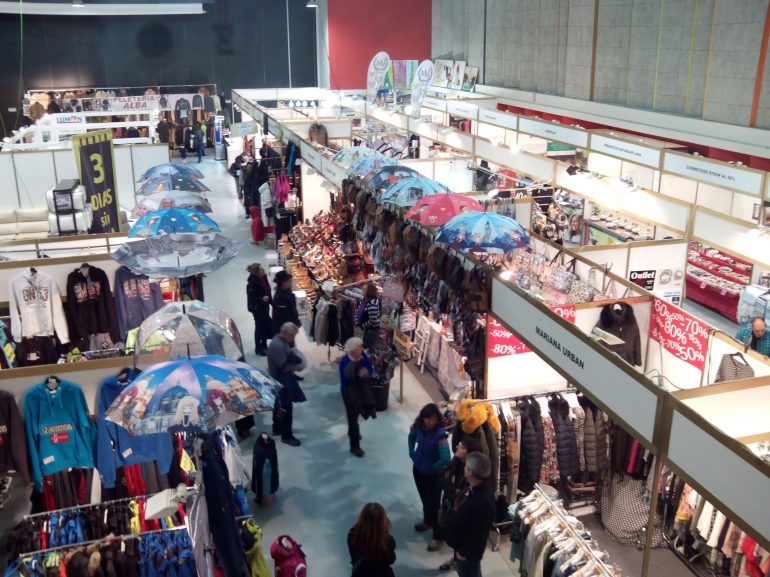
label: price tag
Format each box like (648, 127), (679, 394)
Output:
(700, 282), (707, 289)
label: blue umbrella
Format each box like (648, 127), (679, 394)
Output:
(137, 174), (210, 196)
(332, 146), (379, 166)
(346, 155), (398, 177)
(129, 208), (220, 238)
(380, 177), (449, 207)
(105, 355), (281, 434)
(363, 165), (419, 190)
(139, 163), (204, 181)
(435, 212), (531, 253)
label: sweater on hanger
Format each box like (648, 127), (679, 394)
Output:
(114, 267), (164, 340)
(9, 269), (69, 343)
(66, 265), (119, 343)
(0, 390), (30, 482)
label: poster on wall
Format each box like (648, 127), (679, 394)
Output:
(450, 61), (466, 90)
(433, 59), (453, 88)
(392, 60), (419, 89)
(72, 129), (120, 233)
(488, 305), (576, 358)
(366, 51), (391, 105)
(410, 60), (435, 118)
(649, 297), (708, 372)
(462, 66), (479, 92)
(629, 270), (656, 291)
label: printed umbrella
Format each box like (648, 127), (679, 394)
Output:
(131, 191), (213, 219)
(137, 174), (210, 196)
(112, 232), (242, 278)
(133, 300), (243, 360)
(129, 208), (220, 238)
(332, 146), (379, 166)
(346, 155), (398, 177)
(105, 355), (280, 434)
(380, 177), (449, 207)
(405, 194), (484, 227)
(363, 165), (419, 190)
(139, 163), (204, 181)
(435, 212), (531, 254)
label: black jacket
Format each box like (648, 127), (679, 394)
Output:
(66, 265), (119, 343)
(549, 396), (579, 478)
(272, 287), (300, 335)
(247, 274), (271, 317)
(0, 390), (30, 482)
(251, 433), (279, 497)
(595, 303), (642, 366)
(347, 528), (396, 577)
(444, 481), (496, 560)
(517, 398), (544, 492)
(343, 360), (377, 420)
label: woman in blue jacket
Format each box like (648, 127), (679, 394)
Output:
(408, 403), (451, 552)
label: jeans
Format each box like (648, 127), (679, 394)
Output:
(454, 553), (481, 577)
(272, 388), (294, 439)
(363, 327), (378, 349)
(342, 390), (360, 450)
(253, 311), (269, 352)
(413, 469), (442, 539)
(197, 143), (205, 162)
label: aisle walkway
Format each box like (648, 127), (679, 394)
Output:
(191, 156), (513, 576)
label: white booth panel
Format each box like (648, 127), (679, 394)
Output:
(696, 183), (732, 214)
(53, 149), (79, 181)
(660, 173), (698, 204)
(433, 160), (473, 192)
(113, 147), (135, 208)
(578, 246), (630, 277)
(0, 154), (18, 210)
(621, 162), (656, 191)
(680, 385), (770, 440)
(587, 153), (622, 179)
(12, 152), (57, 209)
(692, 208), (770, 268)
(402, 159), (434, 180)
(730, 192), (761, 223)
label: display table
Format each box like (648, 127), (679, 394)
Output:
(418, 316), (472, 400)
(685, 276), (740, 322)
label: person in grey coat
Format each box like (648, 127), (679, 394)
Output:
(268, 322), (305, 447)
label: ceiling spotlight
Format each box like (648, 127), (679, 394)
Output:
(566, 164), (579, 176)
(306, 0), (318, 7)
(72, 0), (85, 7)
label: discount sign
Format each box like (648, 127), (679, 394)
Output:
(488, 305), (576, 358)
(649, 297), (708, 371)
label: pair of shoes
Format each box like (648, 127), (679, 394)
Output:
(272, 428), (280, 436)
(238, 193), (243, 199)
(281, 436), (301, 447)
(427, 539), (442, 552)
(414, 522), (431, 533)
(257, 349), (267, 356)
(439, 560), (454, 572)
(350, 447), (365, 458)
(296, 375), (305, 381)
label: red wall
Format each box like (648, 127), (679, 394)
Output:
(326, 0), (432, 89)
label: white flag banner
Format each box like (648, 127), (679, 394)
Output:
(366, 51), (391, 105)
(409, 60), (435, 118)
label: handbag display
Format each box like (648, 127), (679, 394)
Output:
(714, 352), (754, 383)
(546, 258), (577, 294)
(567, 268), (599, 304)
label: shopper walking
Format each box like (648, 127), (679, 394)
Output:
(272, 270), (300, 335)
(246, 263), (272, 356)
(267, 322), (305, 447)
(339, 337), (374, 458)
(348, 502), (396, 577)
(444, 452), (496, 577)
(194, 122), (205, 163)
(355, 283), (381, 349)
(409, 403), (451, 551)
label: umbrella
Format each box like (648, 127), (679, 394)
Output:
(368, 134), (410, 157)
(137, 174), (210, 196)
(129, 208), (220, 238)
(105, 355), (281, 434)
(332, 146), (379, 166)
(362, 165), (419, 190)
(435, 212), (531, 254)
(131, 191), (213, 219)
(380, 177), (449, 207)
(405, 194), (484, 227)
(134, 300), (243, 360)
(346, 156), (398, 177)
(139, 163), (204, 181)
(112, 232), (242, 278)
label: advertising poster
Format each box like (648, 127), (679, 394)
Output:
(462, 66), (479, 92)
(366, 51), (391, 105)
(72, 129), (119, 233)
(410, 60), (435, 118)
(649, 297), (708, 372)
(629, 270), (656, 291)
(433, 59), (453, 87)
(488, 305), (576, 358)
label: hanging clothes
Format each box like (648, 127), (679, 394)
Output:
(114, 267), (165, 340)
(0, 390), (31, 482)
(66, 264), (120, 347)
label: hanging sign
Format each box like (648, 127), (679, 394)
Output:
(109, 95), (159, 112)
(422, 96), (446, 111)
(71, 129), (119, 233)
(662, 152), (764, 196)
(519, 117), (589, 149)
(590, 134), (661, 168)
(409, 60), (435, 118)
(629, 269), (656, 291)
(478, 109), (518, 131)
(488, 305), (576, 358)
(366, 51), (391, 105)
(231, 121), (257, 137)
(446, 101), (479, 120)
(53, 113), (85, 125)
(649, 297), (708, 372)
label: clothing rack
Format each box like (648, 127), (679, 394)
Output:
(484, 386), (578, 404)
(533, 483), (618, 577)
(24, 493), (158, 520)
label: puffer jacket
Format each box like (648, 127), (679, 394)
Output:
(581, 396), (599, 474)
(516, 398), (544, 492)
(451, 422), (500, 488)
(549, 397), (579, 478)
(594, 404), (608, 475)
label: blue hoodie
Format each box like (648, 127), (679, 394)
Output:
(95, 370), (173, 488)
(24, 380), (96, 491)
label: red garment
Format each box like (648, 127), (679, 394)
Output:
(40, 525), (48, 550)
(742, 536), (764, 577)
(77, 470), (88, 505)
(626, 440), (641, 475)
(124, 464), (148, 497)
(42, 477), (56, 511)
(249, 206), (265, 242)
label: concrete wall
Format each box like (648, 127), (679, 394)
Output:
(432, 0), (770, 129)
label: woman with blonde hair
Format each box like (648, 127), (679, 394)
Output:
(347, 502), (396, 577)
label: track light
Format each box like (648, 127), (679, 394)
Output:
(306, 0), (318, 7)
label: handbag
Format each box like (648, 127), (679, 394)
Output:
(567, 268), (599, 304)
(714, 353), (754, 383)
(546, 258), (577, 293)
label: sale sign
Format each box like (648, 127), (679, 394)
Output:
(488, 305), (576, 358)
(649, 297), (709, 371)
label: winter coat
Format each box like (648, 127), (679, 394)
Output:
(66, 265), (119, 343)
(251, 433), (279, 498)
(595, 303), (642, 366)
(452, 421), (499, 487)
(348, 529), (396, 577)
(247, 274), (271, 317)
(581, 396), (599, 474)
(272, 287), (300, 335)
(516, 398), (544, 492)
(548, 397), (579, 478)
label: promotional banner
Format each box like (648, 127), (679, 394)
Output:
(72, 129), (119, 233)
(488, 305), (576, 358)
(366, 51), (391, 105)
(409, 60), (435, 118)
(649, 297), (708, 372)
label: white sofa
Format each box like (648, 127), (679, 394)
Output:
(0, 209), (51, 240)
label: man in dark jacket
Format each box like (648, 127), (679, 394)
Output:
(443, 452), (495, 577)
(267, 322), (304, 447)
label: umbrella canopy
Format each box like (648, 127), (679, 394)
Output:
(435, 212), (531, 254)
(346, 156), (398, 177)
(137, 174), (210, 196)
(131, 191), (213, 219)
(363, 165), (419, 190)
(105, 355), (280, 434)
(405, 194), (484, 227)
(380, 177), (449, 207)
(129, 208), (220, 238)
(139, 163), (204, 181)
(112, 232), (242, 278)
(134, 300), (243, 360)
(332, 146), (379, 166)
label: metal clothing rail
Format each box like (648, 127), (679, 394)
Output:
(485, 386), (578, 404)
(24, 493), (158, 520)
(533, 483), (618, 577)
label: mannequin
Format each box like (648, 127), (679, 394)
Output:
(594, 303), (642, 367)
